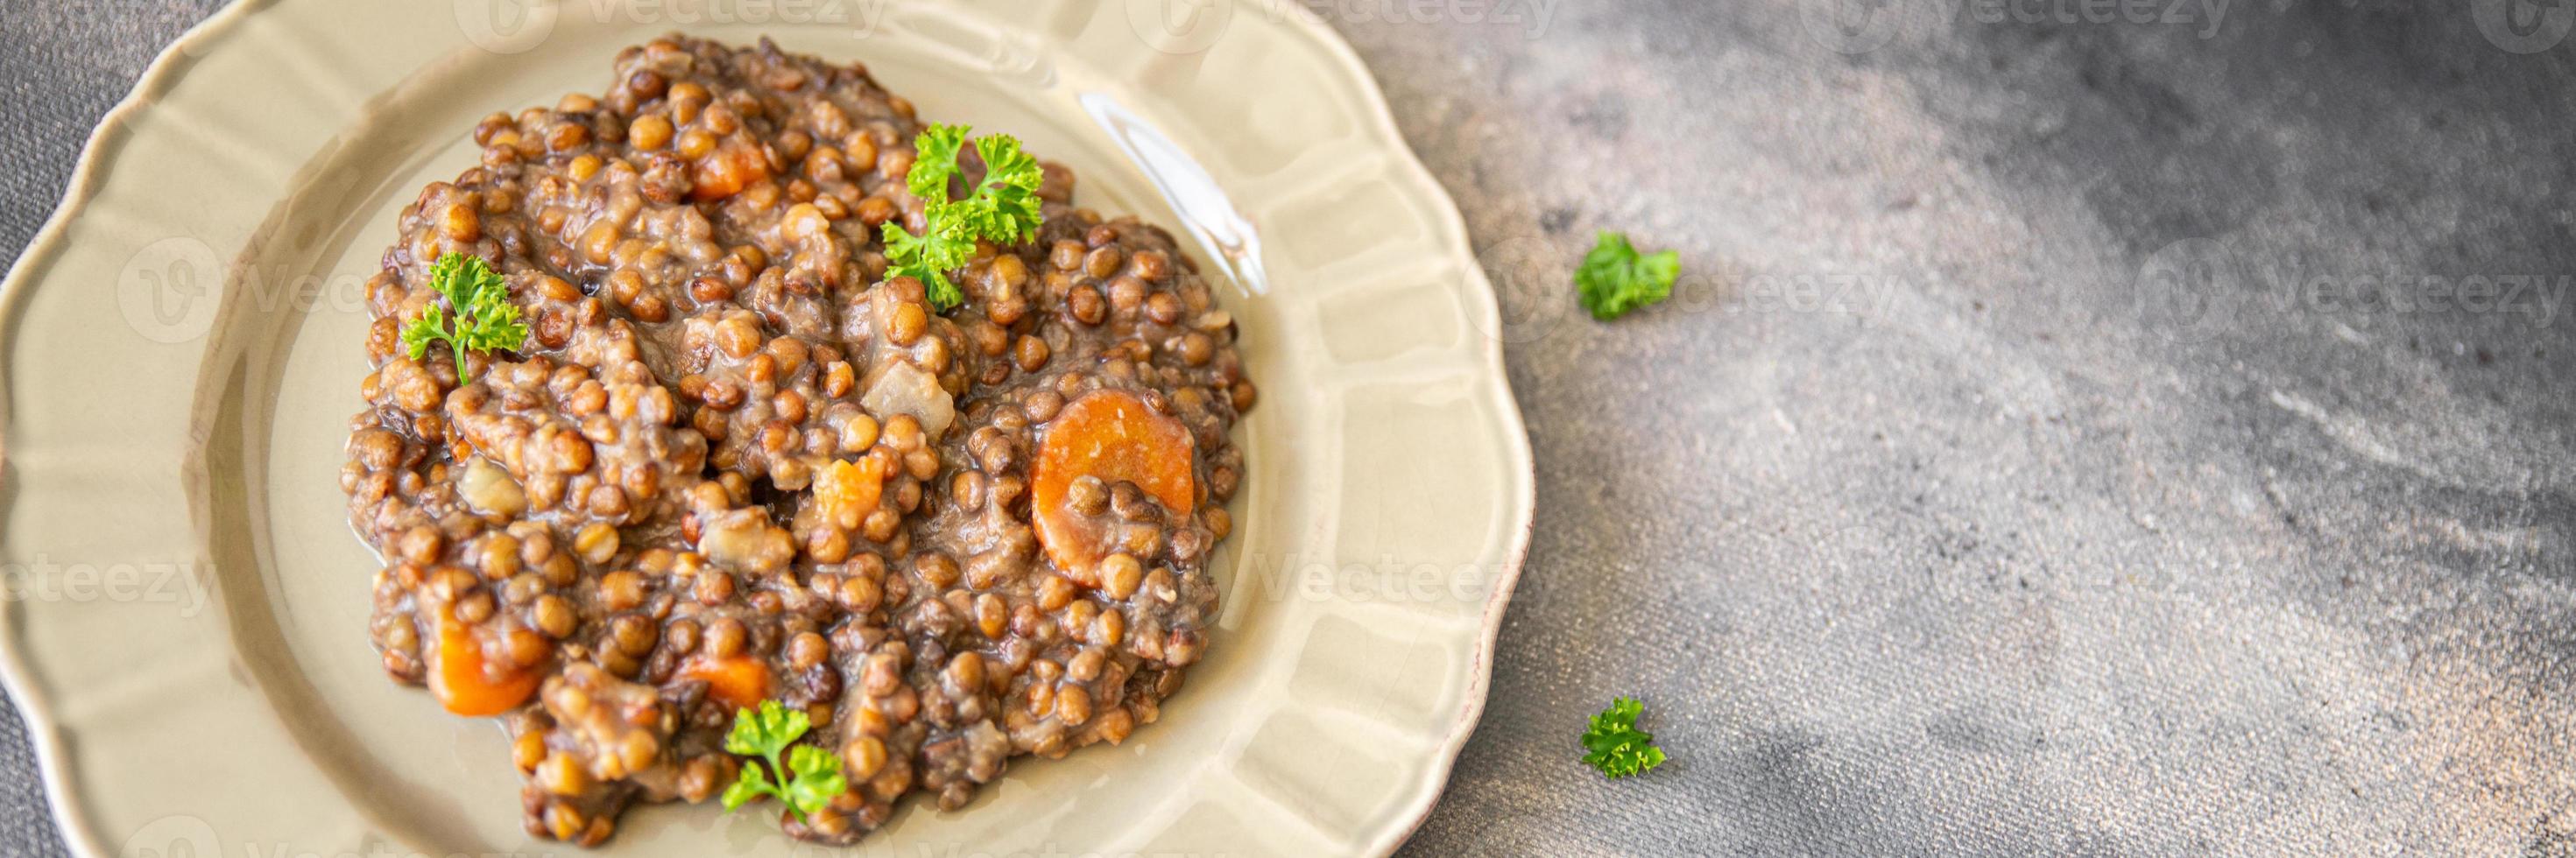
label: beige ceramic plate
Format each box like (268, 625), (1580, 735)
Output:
(0, 1), (1531, 856)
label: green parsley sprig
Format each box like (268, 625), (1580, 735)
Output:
(882, 123), (1046, 312)
(1574, 230), (1680, 321)
(1579, 697), (1668, 778)
(399, 252), (528, 382)
(720, 700), (848, 825)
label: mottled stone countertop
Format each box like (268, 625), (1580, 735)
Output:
(5, 1), (2573, 855)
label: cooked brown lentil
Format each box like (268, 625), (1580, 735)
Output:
(340, 35), (1253, 847)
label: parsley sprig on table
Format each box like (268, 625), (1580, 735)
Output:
(883, 123), (1047, 312)
(399, 252), (527, 382)
(1574, 230), (1681, 320)
(1580, 697), (1668, 778)
(719, 700), (848, 824)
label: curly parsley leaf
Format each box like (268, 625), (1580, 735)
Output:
(907, 123), (969, 203)
(720, 700), (846, 823)
(964, 133), (1045, 244)
(1574, 231), (1680, 321)
(885, 123), (1048, 312)
(717, 756), (774, 811)
(399, 309), (454, 362)
(399, 252), (526, 382)
(1580, 697), (1668, 778)
(783, 744), (850, 815)
(881, 220), (976, 313)
(722, 699), (808, 759)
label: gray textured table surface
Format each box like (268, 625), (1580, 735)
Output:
(8, 1), (2576, 855)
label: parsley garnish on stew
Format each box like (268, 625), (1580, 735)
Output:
(883, 123), (1047, 312)
(1580, 697), (1668, 778)
(1574, 230), (1680, 320)
(399, 252), (528, 382)
(719, 700), (848, 824)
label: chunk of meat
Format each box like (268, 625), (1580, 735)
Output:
(1030, 390), (1196, 573)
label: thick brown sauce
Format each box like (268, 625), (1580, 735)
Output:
(339, 35), (1251, 846)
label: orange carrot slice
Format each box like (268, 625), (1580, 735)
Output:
(681, 655), (772, 710)
(430, 619), (541, 716)
(691, 142), (773, 202)
(1031, 390), (1196, 575)
(814, 457), (886, 530)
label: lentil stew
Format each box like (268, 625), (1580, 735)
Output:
(339, 35), (1253, 847)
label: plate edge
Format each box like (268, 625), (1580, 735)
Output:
(0, 3), (1542, 856)
(1241, 6), (1541, 855)
(0, 2), (283, 855)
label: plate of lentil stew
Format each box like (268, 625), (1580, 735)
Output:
(0, 2), (1531, 857)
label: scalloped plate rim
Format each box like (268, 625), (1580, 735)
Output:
(0, 2), (1536, 855)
